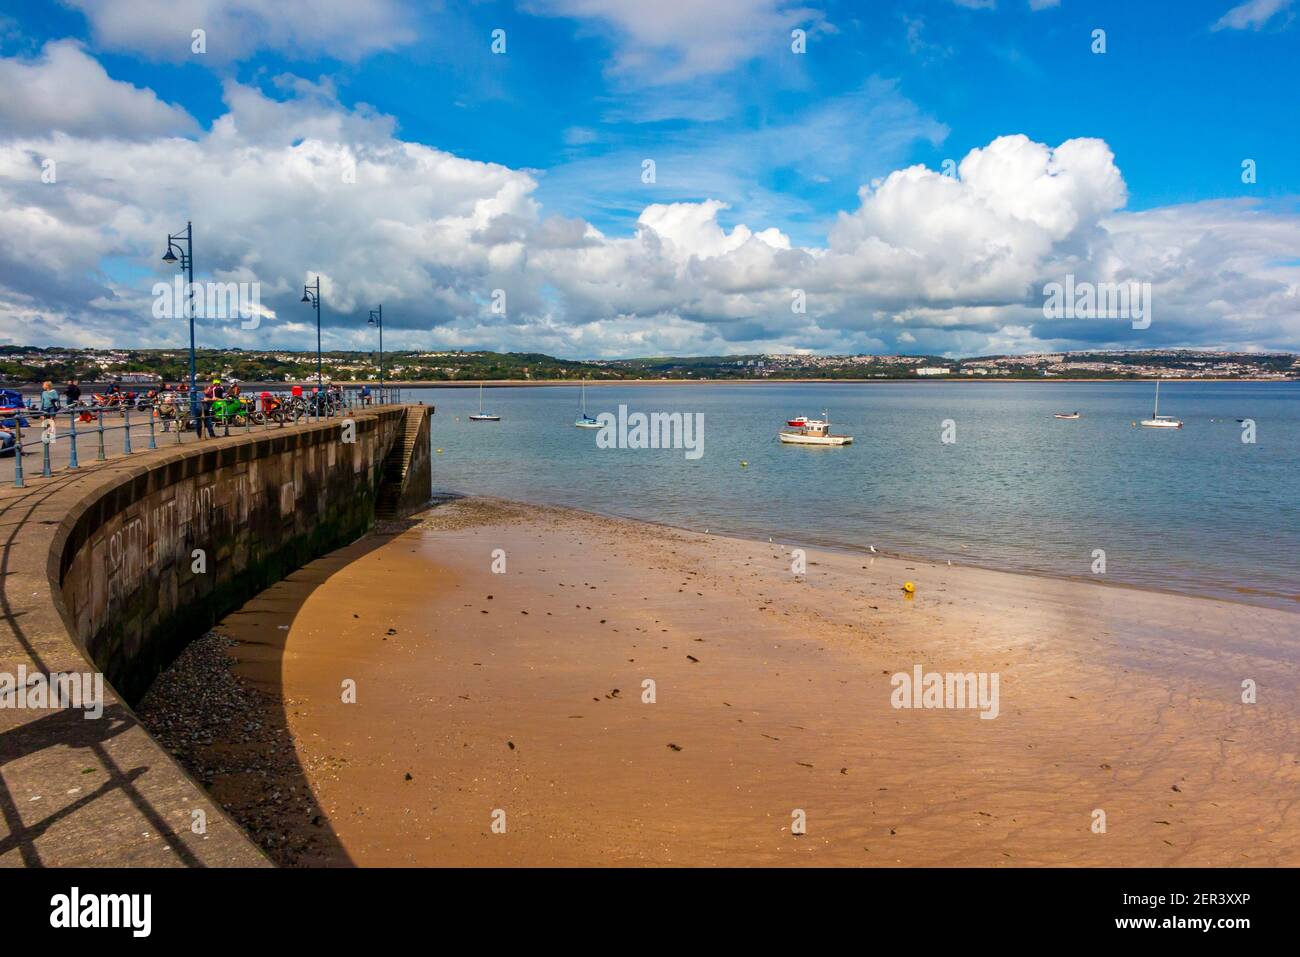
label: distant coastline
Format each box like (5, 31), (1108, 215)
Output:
(377, 376), (1298, 387)
(5, 346), (1295, 390)
(8, 376), (1295, 395)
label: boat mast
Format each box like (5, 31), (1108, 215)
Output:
(1153, 380), (1160, 417)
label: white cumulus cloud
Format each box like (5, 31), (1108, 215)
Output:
(0, 40), (196, 138)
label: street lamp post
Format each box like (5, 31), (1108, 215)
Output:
(368, 304), (384, 399)
(301, 276), (322, 392)
(161, 221), (199, 434)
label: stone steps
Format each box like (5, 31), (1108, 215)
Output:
(374, 410), (429, 519)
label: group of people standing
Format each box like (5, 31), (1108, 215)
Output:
(27, 377), (353, 440)
(38, 379), (81, 413)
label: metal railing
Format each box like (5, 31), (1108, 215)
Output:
(4, 386), (404, 487)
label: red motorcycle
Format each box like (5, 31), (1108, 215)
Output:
(90, 390), (139, 411)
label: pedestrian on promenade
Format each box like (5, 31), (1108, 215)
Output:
(66, 379), (93, 423)
(157, 385), (172, 432)
(40, 381), (60, 414)
(201, 378), (223, 438)
(361, 383), (372, 406)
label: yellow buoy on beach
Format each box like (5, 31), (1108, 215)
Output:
(436, 448), (443, 454)
(902, 581), (915, 594)
(741, 460), (748, 467)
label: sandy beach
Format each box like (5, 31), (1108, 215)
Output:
(139, 496), (1300, 867)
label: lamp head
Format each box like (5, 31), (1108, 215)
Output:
(162, 247), (178, 264)
(301, 292), (311, 303)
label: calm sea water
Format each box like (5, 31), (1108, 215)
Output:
(402, 382), (1299, 610)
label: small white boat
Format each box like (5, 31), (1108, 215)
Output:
(574, 380), (600, 428)
(1054, 412), (1081, 419)
(468, 382), (500, 422)
(1139, 381), (1182, 428)
(779, 411), (853, 446)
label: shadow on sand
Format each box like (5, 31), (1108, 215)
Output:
(135, 503), (455, 867)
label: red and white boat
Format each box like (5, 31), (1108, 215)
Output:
(779, 411), (853, 446)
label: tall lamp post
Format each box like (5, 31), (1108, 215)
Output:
(300, 276), (323, 392)
(161, 221), (198, 432)
(368, 304), (384, 398)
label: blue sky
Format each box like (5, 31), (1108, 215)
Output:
(0, 0), (1297, 356)
(16, 0), (1295, 230)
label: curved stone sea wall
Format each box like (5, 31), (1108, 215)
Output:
(0, 405), (431, 866)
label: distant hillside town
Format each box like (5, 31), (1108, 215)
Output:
(0, 345), (1296, 385)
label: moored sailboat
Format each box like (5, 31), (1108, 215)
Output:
(468, 382), (500, 422)
(1139, 380), (1181, 428)
(574, 380), (600, 428)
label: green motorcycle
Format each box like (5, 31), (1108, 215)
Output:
(211, 395), (258, 427)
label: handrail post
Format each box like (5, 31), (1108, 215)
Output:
(69, 411), (79, 469)
(96, 410), (106, 461)
(12, 427), (24, 488)
(148, 406), (157, 449)
(123, 407), (133, 454)
(41, 419), (52, 478)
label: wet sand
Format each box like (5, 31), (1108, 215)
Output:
(151, 496), (1300, 866)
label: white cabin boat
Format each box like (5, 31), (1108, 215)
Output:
(779, 412), (853, 446)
